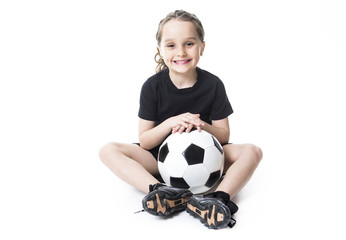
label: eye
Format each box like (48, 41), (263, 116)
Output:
(167, 44), (174, 48)
(186, 42), (195, 47)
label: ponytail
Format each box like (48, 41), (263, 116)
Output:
(154, 48), (167, 73)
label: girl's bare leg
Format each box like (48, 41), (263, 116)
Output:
(216, 144), (263, 199)
(99, 143), (159, 193)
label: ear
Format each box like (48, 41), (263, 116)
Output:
(200, 41), (206, 56)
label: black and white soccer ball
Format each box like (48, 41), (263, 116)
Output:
(158, 130), (224, 194)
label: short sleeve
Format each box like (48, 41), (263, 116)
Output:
(138, 80), (157, 121)
(210, 80), (233, 120)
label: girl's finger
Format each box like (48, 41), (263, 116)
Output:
(178, 125), (186, 134)
(186, 123), (194, 133)
(172, 125), (181, 134)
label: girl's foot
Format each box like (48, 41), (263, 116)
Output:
(142, 183), (193, 216)
(186, 191), (238, 229)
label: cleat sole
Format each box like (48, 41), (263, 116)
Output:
(186, 197), (231, 229)
(142, 189), (192, 216)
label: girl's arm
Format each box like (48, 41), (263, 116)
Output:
(138, 118), (170, 150)
(201, 118), (230, 145)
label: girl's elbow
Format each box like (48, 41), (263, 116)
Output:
(138, 136), (152, 150)
(215, 133), (229, 145)
(138, 138), (148, 150)
(220, 129), (230, 144)
(219, 138), (229, 145)
(139, 142), (150, 150)
(221, 132), (230, 145)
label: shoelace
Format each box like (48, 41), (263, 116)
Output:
(134, 209), (145, 214)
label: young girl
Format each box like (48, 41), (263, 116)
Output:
(99, 10), (262, 229)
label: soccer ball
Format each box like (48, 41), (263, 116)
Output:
(158, 130), (224, 194)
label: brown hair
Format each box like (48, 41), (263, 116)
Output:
(155, 10), (205, 73)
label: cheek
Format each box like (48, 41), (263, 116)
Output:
(162, 52), (173, 62)
(192, 50), (201, 59)
(191, 47), (201, 57)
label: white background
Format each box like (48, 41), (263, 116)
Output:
(1, 0), (345, 239)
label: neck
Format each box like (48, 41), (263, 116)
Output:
(169, 68), (198, 89)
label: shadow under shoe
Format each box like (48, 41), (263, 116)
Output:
(142, 183), (193, 217)
(186, 191), (238, 229)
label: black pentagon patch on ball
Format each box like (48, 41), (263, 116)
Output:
(170, 177), (190, 189)
(158, 143), (169, 163)
(205, 170), (221, 187)
(212, 136), (223, 154)
(182, 144), (205, 165)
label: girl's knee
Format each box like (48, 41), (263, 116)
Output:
(99, 142), (122, 164)
(246, 144), (263, 165)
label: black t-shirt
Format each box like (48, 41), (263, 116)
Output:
(138, 67), (233, 126)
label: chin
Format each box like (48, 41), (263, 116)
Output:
(170, 64), (197, 74)
(171, 68), (195, 75)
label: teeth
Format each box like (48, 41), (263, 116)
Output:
(175, 59), (190, 64)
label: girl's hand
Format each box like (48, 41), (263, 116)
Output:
(172, 123), (192, 134)
(169, 113), (205, 134)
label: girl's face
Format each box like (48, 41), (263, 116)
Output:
(159, 20), (205, 76)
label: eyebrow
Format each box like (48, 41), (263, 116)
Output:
(163, 37), (198, 43)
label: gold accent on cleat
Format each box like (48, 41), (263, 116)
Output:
(217, 213), (224, 222)
(156, 193), (167, 213)
(146, 200), (154, 209)
(206, 205), (216, 226)
(154, 194), (191, 214)
(187, 203), (219, 227)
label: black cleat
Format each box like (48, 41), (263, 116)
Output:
(142, 183), (193, 216)
(186, 191), (238, 229)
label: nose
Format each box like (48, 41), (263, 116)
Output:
(177, 46), (187, 57)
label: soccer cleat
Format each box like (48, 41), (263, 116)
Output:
(186, 191), (238, 229)
(142, 183), (193, 216)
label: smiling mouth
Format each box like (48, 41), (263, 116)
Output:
(173, 59), (192, 65)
